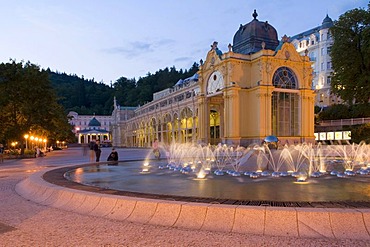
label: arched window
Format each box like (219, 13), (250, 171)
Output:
(272, 67), (298, 89)
(271, 67), (299, 137)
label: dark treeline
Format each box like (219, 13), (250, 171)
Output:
(48, 62), (199, 115)
(48, 69), (114, 115)
(317, 103), (370, 120)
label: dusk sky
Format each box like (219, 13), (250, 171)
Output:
(0, 0), (368, 84)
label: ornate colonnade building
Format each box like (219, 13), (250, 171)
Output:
(111, 11), (315, 148)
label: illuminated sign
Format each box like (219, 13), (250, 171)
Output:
(314, 133), (318, 140)
(335, 132), (343, 140)
(343, 131), (351, 140)
(314, 131), (351, 141)
(319, 132), (326, 140)
(327, 132), (334, 140)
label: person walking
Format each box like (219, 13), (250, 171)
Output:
(35, 146), (41, 157)
(0, 143), (3, 163)
(82, 143), (88, 156)
(93, 140), (101, 162)
(89, 141), (95, 162)
(152, 138), (160, 159)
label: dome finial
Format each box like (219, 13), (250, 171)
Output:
(211, 41), (218, 50)
(233, 9), (279, 55)
(252, 9), (258, 20)
(281, 34), (290, 43)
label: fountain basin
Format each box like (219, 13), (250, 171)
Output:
(64, 160), (370, 203)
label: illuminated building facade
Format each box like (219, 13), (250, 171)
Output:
(290, 15), (341, 107)
(68, 111), (112, 143)
(111, 11), (315, 147)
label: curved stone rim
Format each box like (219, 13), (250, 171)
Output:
(43, 162), (370, 209)
(15, 164), (370, 240)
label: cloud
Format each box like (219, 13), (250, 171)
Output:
(174, 57), (192, 63)
(103, 38), (176, 58)
(155, 38), (175, 47)
(103, 41), (152, 57)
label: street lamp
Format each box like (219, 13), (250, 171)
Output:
(24, 134), (29, 150)
(35, 137), (39, 149)
(38, 138), (43, 150)
(30, 136), (35, 150)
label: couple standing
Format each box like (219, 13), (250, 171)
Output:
(89, 140), (118, 163)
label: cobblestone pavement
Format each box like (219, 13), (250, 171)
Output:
(0, 147), (369, 246)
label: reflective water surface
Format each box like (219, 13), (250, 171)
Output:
(65, 160), (370, 202)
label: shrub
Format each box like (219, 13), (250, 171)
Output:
(319, 103), (370, 120)
(348, 123), (370, 144)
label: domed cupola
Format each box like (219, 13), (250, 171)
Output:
(321, 14), (333, 29)
(88, 117), (101, 127)
(233, 10), (279, 55)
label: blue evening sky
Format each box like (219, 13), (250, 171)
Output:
(0, 0), (367, 84)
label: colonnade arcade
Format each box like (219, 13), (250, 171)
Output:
(78, 132), (110, 144)
(122, 106), (200, 147)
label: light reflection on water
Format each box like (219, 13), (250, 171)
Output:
(64, 160), (370, 202)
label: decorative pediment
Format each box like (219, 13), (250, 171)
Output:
(274, 42), (303, 62)
(201, 41), (224, 70)
(203, 49), (222, 70)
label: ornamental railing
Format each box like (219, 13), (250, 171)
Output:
(318, 117), (370, 127)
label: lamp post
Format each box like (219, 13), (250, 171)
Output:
(30, 136), (35, 150)
(24, 134), (29, 150)
(35, 137), (40, 151)
(38, 138), (43, 151)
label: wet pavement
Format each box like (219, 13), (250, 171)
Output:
(0, 147), (369, 246)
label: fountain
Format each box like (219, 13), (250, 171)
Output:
(64, 141), (370, 203)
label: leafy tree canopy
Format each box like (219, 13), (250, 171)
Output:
(0, 60), (75, 148)
(113, 63), (199, 107)
(318, 103), (370, 120)
(48, 70), (115, 115)
(348, 123), (370, 144)
(330, 3), (370, 104)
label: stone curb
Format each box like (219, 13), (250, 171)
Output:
(15, 167), (370, 240)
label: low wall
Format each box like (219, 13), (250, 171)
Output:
(15, 167), (370, 240)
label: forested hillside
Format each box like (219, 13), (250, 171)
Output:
(48, 62), (199, 115)
(48, 70), (114, 115)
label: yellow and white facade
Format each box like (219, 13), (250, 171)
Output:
(111, 11), (315, 147)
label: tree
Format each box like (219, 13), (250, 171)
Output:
(348, 123), (370, 144)
(48, 71), (115, 115)
(113, 77), (137, 106)
(111, 63), (199, 107)
(0, 60), (74, 153)
(318, 103), (370, 120)
(330, 4), (370, 104)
